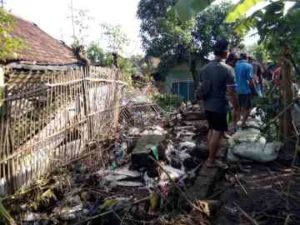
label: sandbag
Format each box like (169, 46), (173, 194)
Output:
(228, 128), (265, 146)
(291, 102), (300, 132)
(227, 142), (282, 162)
(236, 118), (262, 129)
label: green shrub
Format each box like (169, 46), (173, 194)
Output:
(153, 94), (183, 111)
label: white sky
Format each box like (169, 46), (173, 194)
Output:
(6, 0), (143, 56)
(7, 0), (287, 57)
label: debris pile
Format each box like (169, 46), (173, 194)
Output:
(3, 103), (212, 225)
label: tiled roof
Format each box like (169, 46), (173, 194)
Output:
(10, 15), (79, 65)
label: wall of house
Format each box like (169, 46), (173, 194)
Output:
(164, 63), (195, 102)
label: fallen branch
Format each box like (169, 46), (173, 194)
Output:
(263, 102), (294, 129)
(234, 174), (248, 195)
(0, 198), (17, 225)
(233, 202), (259, 225)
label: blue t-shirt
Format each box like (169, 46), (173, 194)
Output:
(235, 60), (253, 94)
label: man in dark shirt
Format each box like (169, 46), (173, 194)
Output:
(226, 52), (239, 132)
(198, 40), (237, 168)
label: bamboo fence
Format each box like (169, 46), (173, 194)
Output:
(0, 66), (125, 194)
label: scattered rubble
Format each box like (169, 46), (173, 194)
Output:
(3, 103), (212, 225)
(4, 100), (297, 225)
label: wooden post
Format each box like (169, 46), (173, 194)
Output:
(280, 46), (293, 141)
(1, 67), (15, 194)
(113, 69), (121, 134)
(81, 66), (92, 141)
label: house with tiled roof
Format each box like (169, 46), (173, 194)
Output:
(5, 14), (80, 70)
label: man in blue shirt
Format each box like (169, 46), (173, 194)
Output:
(235, 53), (255, 128)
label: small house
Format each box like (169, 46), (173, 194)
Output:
(154, 60), (207, 102)
(3, 15), (80, 70)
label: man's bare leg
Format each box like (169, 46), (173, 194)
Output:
(232, 108), (240, 131)
(207, 129), (212, 143)
(207, 130), (223, 163)
(241, 108), (250, 127)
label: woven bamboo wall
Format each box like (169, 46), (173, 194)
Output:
(0, 66), (125, 194)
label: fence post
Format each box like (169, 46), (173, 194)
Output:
(1, 67), (15, 194)
(113, 69), (121, 133)
(81, 66), (92, 141)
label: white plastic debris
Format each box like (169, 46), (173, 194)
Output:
(104, 174), (129, 182)
(23, 212), (45, 221)
(159, 165), (185, 182)
(115, 181), (143, 187)
(113, 166), (142, 178)
(250, 107), (266, 122)
(179, 141), (196, 150)
(128, 127), (141, 136)
(176, 130), (195, 142)
(59, 204), (83, 221)
(227, 142), (282, 162)
(141, 126), (167, 136)
(54, 195), (83, 221)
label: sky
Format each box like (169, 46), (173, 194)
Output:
(6, 0), (143, 56)
(6, 0), (287, 57)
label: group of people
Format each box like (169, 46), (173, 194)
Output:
(197, 40), (263, 169)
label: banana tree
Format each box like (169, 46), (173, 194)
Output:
(173, 0), (264, 22)
(228, 1), (300, 140)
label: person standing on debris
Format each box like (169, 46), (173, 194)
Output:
(235, 53), (255, 128)
(196, 40), (237, 169)
(248, 56), (264, 97)
(226, 52), (239, 133)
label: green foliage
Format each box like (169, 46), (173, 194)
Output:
(0, 8), (24, 61)
(225, 0), (263, 23)
(100, 23), (130, 55)
(153, 93), (183, 111)
(228, 1), (300, 67)
(256, 2), (300, 61)
(137, 0), (193, 62)
(86, 42), (105, 65)
(246, 43), (270, 62)
(119, 57), (137, 76)
(173, 0), (212, 22)
(137, 0), (240, 73)
(193, 2), (241, 57)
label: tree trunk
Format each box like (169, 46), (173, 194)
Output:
(280, 46), (293, 141)
(189, 53), (198, 89)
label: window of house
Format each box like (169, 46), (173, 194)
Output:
(171, 79), (195, 102)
